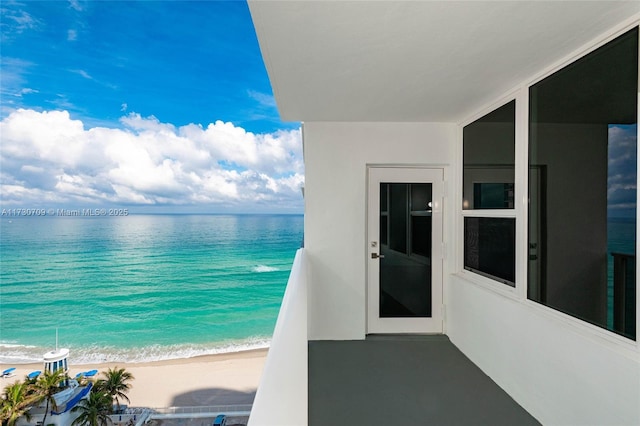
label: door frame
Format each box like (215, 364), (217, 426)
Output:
(366, 166), (445, 334)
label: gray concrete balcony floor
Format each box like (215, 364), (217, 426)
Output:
(309, 335), (540, 426)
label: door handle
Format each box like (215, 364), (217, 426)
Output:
(371, 253), (385, 259)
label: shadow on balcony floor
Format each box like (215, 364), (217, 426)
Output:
(308, 335), (540, 426)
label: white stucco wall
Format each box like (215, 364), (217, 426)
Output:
(448, 275), (640, 425)
(302, 120), (640, 425)
(249, 249), (308, 426)
(303, 121), (456, 340)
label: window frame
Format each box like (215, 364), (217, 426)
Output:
(456, 21), (640, 349)
(526, 26), (638, 341)
(459, 95), (521, 293)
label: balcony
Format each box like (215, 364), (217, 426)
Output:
(308, 335), (540, 426)
(249, 249), (540, 425)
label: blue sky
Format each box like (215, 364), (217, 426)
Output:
(0, 0), (303, 213)
(608, 124), (638, 219)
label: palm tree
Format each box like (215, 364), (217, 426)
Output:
(71, 391), (112, 426)
(0, 381), (39, 426)
(34, 369), (67, 426)
(93, 368), (134, 413)
(75, 375), (93, 388)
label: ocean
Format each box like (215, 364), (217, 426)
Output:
(0, 214), (303, 364)
(1, 214), (633, 363)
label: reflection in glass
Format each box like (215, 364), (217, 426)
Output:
(473, 183), (514, 209)
(528, 27), (637, 340)
(380, 184), (388, 246)
(411, 184), (432, 258)
(463, 100), (515, 210)
(389, 184), (408, 254)
(379, 183), (432, 317)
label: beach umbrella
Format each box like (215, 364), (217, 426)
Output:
(76, 370), (98, 378)
(2, 367), (16, 377)
(27, 371), (41, 379)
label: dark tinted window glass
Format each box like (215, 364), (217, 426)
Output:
(412, 216), (431, 258)
(411, 184), (432, 257)
(389, 183), (407, 253)
(473, 183), (514, 209)
(528, 27), (637, 340)
(411, 183), (431, 212)
(464, 217), (516, 286)
(380, 184), (388, 246)
(463, 100), (515, 210)
(380, 183), (433, 318)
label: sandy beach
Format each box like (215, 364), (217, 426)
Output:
(0, 348), (267, 409)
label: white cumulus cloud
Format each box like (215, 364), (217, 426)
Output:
(0, 109), (304, 212)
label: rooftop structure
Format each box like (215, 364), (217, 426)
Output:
(18, 348), (91, 426)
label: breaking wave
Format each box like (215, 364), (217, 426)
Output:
(0, 337), (270, 365)
(252, 265), (279, 273)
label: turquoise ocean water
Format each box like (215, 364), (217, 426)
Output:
(0, 214), (303, 364)
(0, 214), (633, 363)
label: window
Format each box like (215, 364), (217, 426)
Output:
(528, 27), (637, 340)
(464, 217), (515, 285)
(463, 100), (516, 286)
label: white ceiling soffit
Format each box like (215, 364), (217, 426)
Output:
(249, 1), (639, 123)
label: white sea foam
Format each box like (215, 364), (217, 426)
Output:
(0, 343), (48, 364)
(252, 265), (279, 273)
(0, 338), (271, 365)
(0, 343), (36, 348)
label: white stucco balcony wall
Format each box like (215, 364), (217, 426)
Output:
(248, 248), (308, 426)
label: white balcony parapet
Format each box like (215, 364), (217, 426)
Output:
(248, 248), (308, 426)
(149, 405), (251, 418)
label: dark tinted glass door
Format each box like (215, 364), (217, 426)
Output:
(379, 183), (432, 317)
